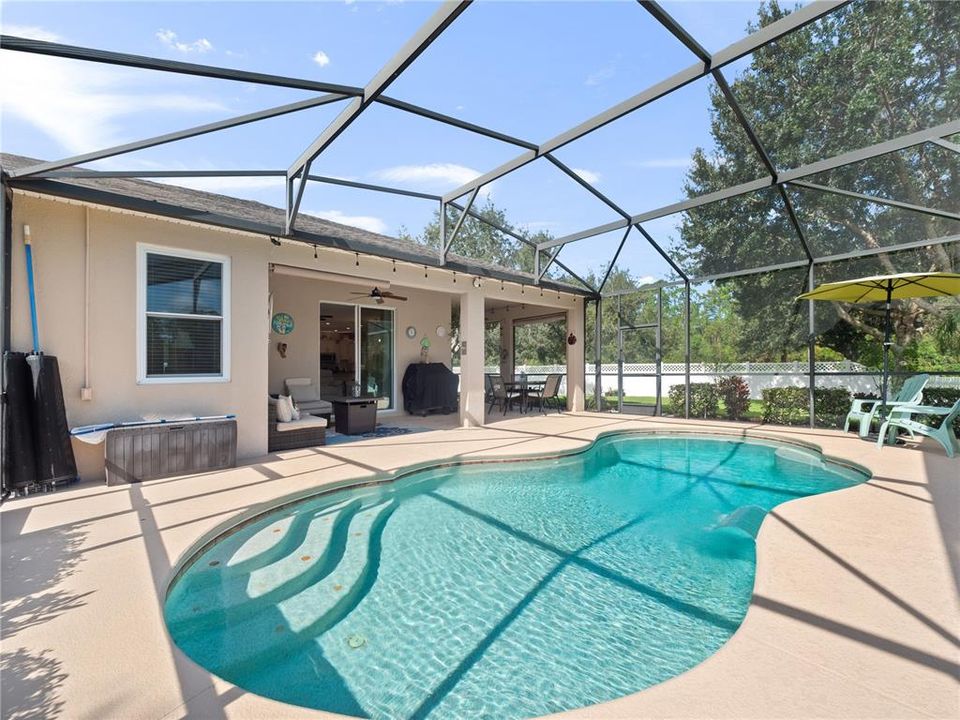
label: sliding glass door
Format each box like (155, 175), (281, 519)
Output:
(360, 307), (394, 410)
(319, 303), (395, 410)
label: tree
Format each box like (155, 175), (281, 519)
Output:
(399, 199), (541, 273)
(681, 0), (960, 369)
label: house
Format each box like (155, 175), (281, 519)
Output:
(1, 153), (588, 481)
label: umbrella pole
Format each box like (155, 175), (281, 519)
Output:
(881, 282), (892, 415)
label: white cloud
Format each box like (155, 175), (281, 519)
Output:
(585, 62), (616, 87)
(1, 28), (228, 153)
(572, 168), (600, 184)
(313, 51), (331, 67)
(156, 29), (213, 54)
(305, 209), (388, 235)
(1, 24), (61, 42)
(374, 163), (480, 187)
(372, 163), (491, 196)
(631, 158), (692, 169)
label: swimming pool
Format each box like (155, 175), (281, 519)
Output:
(164, 434), (866, 719)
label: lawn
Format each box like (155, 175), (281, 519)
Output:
(615, 396), (765, 421)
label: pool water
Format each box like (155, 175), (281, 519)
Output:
(164, 435), (865, 719)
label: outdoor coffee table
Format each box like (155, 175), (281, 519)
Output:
(330, 397), (381, 434)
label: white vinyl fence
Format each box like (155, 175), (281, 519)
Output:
(454, 361), (960, 400)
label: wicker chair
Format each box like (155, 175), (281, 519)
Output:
(268, 401), (327, 451)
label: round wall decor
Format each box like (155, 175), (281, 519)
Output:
(436, 326), (447, 338)
(271, 312), (294, 335)
(405, 326), (417, 339)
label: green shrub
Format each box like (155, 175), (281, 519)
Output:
(761, 387), (854, 428)
(814, 388), (853, 428)
(668, 383), (720, 419)
(715, 376), (751, 420)
(919, 387), (960, 435)
(761, 387), (808, 425)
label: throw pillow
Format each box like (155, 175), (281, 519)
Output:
(290, 399), (301, 421)
(276, 394), (294, 423)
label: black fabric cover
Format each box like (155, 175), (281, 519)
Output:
(26, 354), (77, 485)
(2, 352), (37, 491)
(402, 362), (458, 415)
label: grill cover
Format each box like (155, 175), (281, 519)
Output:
(401, 362), (458, 415)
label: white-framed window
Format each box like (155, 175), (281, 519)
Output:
(137, 244), (230, 384)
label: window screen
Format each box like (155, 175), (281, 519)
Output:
(143, 251), (226, 378)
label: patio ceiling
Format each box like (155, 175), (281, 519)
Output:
(1, 0), (957, 297)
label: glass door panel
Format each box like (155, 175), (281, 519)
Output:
(319, 303), (356, 399)
(360, 306), (394, 410)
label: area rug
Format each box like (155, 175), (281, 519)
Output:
(325, 425), (431, 445)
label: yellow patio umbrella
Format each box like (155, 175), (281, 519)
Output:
(798, 272), (960, 409)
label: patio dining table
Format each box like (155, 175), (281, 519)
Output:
(503, 377), (546, 413)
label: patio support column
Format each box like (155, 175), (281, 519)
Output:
(593, 298), (603, 411)
(499, 318), (514, 379)
(566, 303), (585, 411)
(808, 262), (816, 429)
(458, 289), (486, 427)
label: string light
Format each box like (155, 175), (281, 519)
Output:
(424, 265), (428, 278)
(521, 284), (525, 295)
(392, 259), (396, 273)
(355, 253), (359, 267)
(453, 271), (457, 283)
(313, 244), (318, 260)
(500, 279), (504, 292)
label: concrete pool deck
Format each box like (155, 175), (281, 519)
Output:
(2, 413), (958, 719)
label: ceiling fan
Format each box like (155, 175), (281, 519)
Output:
(349, 286), (407, 304)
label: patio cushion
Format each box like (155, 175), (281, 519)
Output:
(276, 395), (294, 423)
(287, 381), (322, 403)
(275, 415), (328, 432)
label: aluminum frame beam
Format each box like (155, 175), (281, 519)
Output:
(0, 35), (363, 96)
(286, 1), (471, 233)
(599, 231), (960, 297)
(9, 94), (348, 179)
(442, 1), (849, 203)
(538, 118), (960, 251)
(789, 180), (960, 221)
(639, 1), (712, 65)
(711, 68), (814, 262)
(441, 187), (480, 262)
(31, 169), (285, 179)
(929, 137), (960, 154)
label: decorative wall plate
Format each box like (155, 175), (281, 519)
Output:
(436, 326), (447, 338)
(271, 312), (294, 335)
(405, 326), (417, 339)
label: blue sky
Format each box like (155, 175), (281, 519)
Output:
(1, 1), (776, 284)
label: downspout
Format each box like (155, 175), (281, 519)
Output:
(82, 208), (92, 399)
(1, 171), (11, 354)
(1, 172), (10, 499)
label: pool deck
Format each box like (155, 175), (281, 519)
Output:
(2, 413), (958, 719)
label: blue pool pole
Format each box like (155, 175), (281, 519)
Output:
(23, 225), (40, 354)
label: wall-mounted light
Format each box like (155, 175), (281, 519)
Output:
(270, 236), (282, 247)
(473, 277), (482, 289)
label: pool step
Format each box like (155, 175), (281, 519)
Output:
(191, 500), (397, 680)
(166, 499), (361, 631)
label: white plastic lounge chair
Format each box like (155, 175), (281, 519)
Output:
(844, 373), (928, 438)
(876, 399), (960, 458)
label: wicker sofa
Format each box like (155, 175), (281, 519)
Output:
(267, 400), (327, 451)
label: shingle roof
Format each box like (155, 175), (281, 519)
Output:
(1, 153), (591, 295)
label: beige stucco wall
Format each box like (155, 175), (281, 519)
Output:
(267, 273), (453, 411)
(8, 190), (586, 480)
(9, 195), (271, 481)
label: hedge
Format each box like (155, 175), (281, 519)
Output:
(667, 382), (719, 419)
(760, 387), (853, 428)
